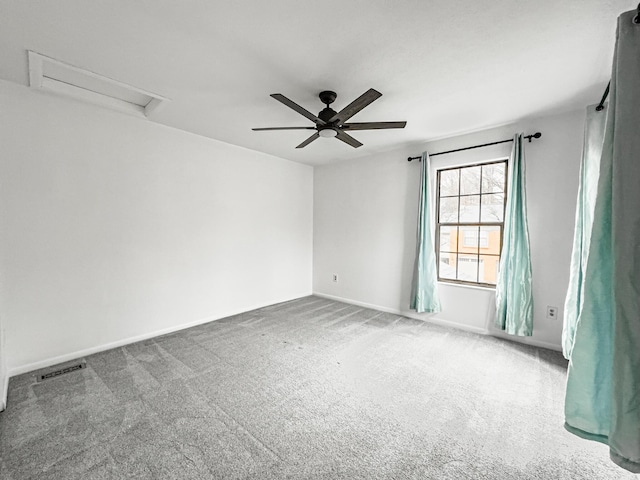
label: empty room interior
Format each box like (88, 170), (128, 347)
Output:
(1, 1), (640, 479)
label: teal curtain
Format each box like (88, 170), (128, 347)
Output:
(494, 134), (533, 336)
(562, 105), (607, 359)
(564, 10), (640, 473)
(410, 152), (441, 313)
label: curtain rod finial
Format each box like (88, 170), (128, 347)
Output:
(525, 132), (542, 143)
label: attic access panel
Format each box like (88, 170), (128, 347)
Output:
(28, 51), (169, 117)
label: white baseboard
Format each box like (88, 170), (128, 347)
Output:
(6, 290), (561, 384)
(488, 329), (562, 352)
(313, 292), (405, 316)
(312, 291), (561, 351)
(0, 373), (7, 411)
(8, 293), (312, 378)
(313, 291), (489, 335)
(1, 321), (6, 411)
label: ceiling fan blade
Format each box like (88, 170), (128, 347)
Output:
(296, 133), (320, 149)
(252, 127), (316, 131)
(341, 121), (407, 130)
(335, 130), (363, 148)
(271, 94), (326, 125)
(329, 88), (382, 124)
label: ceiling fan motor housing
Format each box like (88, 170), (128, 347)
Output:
(318, 107), (338, 123)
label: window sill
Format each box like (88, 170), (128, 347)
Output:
(437, 281), (496, 292)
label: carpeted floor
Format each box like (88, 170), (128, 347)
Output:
(0, 296), (634, 479)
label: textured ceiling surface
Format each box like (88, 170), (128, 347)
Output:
(0, 1), (633, 165)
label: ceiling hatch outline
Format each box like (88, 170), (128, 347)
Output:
(28, 51), (169, 117)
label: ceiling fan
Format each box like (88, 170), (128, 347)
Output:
(252, 89), (406, 149)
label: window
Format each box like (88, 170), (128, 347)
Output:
(436, 160), (507, 287)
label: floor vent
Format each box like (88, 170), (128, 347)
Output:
(37, 362), (86, 382)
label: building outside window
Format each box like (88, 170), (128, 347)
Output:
(436, 160), (507, 286)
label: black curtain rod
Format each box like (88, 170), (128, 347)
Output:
(596, 81), (610, 111)
(407, 132), (542, 162)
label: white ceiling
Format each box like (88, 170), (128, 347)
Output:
(0, 1), (634, 166)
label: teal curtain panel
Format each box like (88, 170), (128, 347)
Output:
(410, 152), (441, 313)
(564, 10), (640, 473)
(494, 134), (533, 336)
(562, 105), (608, 359)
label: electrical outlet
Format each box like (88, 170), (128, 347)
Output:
(546, 306), (558, 320)
(332, 274), (338, 283)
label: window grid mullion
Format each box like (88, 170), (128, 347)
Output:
(435, 159), (507, 287)
(477, 166), (483, 282)
(440, 192), (503, 199)
(456, 169), (461, 280)
(439, 222), (502, 227)
(435, 169), (442, 282)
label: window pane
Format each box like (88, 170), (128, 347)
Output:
(439, 169), (459, 197)
(460, 226), (479, 251)
(460, 166), (481, 195)
(480, 193), (504, 222)
(439, 226), (458, 253)
(479, 226), (501, 255)
(479, 255), (501, 285)
(482, 163), (505, 193)
(457, 253), (479, 282)
(439, 197), (459, 223)
(459, 195), (480, 222)
(439, 253), (457, 280)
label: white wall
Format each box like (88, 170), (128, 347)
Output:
(314, 109), (585, 350)
(0, 80), (313, 375)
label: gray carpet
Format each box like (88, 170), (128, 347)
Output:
(0, 296), (633, 479)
